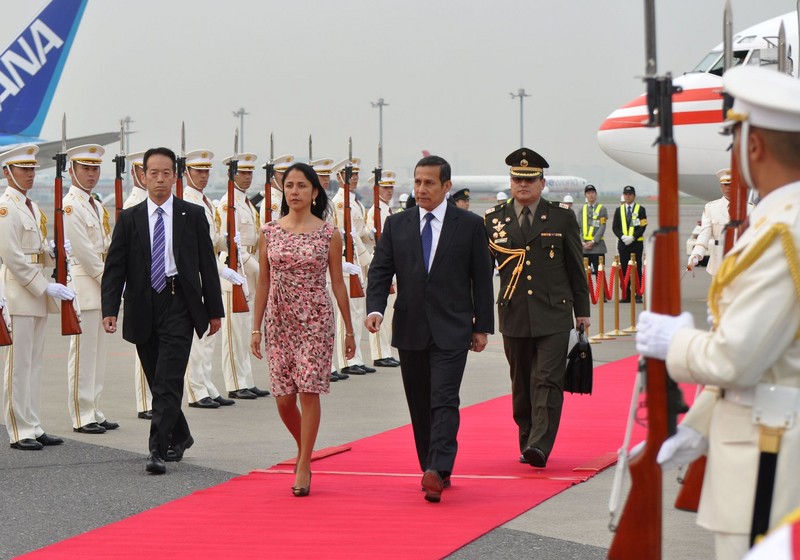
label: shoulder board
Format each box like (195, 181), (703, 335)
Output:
(484, 203), (504, 216)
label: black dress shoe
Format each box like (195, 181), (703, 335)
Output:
(73, 422), (106, 434)
(519, 454), (529, 464)
(249, 386), (271, 397)
(166, 435), (194, 462)
(36, 433), (64, 446)
(337, 370), (349, 380)
(99, 420), (119, 430)
(10, 438), (43, 450)
(212, 396), (235, 406)
(138, 410), (153, 420)
(340, 365), (367, 375)
(421, 469), (444, 503)
(188, 396), (221, 409)
(359, 364), (377, 373)
(522, 446), (547, 468)
(387, 357), (401, 366)
(228, 389), (257, 399)
(373, 358), (400, 368)
(635, 296), (643, 304)
(330, 371), (340, 382)
(146, 453), (166, 474)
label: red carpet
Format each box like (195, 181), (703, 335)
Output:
(22, 355), (679, 560)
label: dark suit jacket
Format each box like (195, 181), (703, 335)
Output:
(367, 203), (494, 351)
(484, 198), (590, 338)
(101, 196), (225, 344)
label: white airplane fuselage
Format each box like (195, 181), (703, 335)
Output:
(598, 12), (799, 201)
(450, 174), (588, 197)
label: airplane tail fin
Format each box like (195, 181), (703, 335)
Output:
(0, 0), (88, 137)
(422, 150), (431, 157)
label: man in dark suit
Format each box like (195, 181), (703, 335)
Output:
(484, 148), (590, 469)
(365, 155), (494, 503)
(611, 185), (647, 303)
(101, 147), (224, 475)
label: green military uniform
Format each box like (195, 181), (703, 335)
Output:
(485, 147), (590, 467)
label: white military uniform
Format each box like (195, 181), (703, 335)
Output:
(63, 183), (111, 428)
(690, 194), (753, 277)
(217, 155), (261, 392)
(259, 185), (283, 226)
(365, 197), (396, 360)
(330, 185), (370, 369)
(667, 182), (800, 552)
(182, 152), (227, 403)
(0, 185), (56, 443)
(122, 154), (152, 415)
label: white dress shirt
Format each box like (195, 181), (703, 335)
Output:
(418, 198), (448, 271)
(146, 195), (177, 277)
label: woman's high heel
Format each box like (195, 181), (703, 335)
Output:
(291, 472), (311, 497)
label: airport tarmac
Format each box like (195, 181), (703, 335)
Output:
(0, 200), (717, 559)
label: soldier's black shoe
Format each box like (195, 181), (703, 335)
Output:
(99, 420), (119, 430)
(10, 438), (43, 450)
(146, 454), (166, 474)
(73, 422), (106, 434)
(359, 364), (377, 373)
(373, 358), (400, 368)
(337, 370), (349, 380)
(341, 365), (367, 375)
(249, 386), (271, 397)
(138, 410), (153, 420)
(36, 433), (64, 446)
(330, 371), (340, 382)
(228, 389), (257, 399)
(635, 296), (643, 304)
(188, 397), (220, 409)
(213, 396), (235, 406)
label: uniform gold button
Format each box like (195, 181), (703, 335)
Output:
(562, 299), (566, 303)
(525, 260), (531, 266)
(527, 290), (533, 295)
(526, 275), (532, 280)
(525, 245), (531, 251)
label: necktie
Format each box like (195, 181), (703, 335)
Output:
(88, 196), (99, 219)
(24, 198), (35, 217)
(151, 207), (166, 292)
(626, 205), (633, 223)
(421, 212), (434, 272)
(521, 206), (532, 239)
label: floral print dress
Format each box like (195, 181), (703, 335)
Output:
(263, 221), (335, 396)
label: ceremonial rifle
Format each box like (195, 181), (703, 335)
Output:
(175, 122), (186, 199)
(262, 133), (274, 224)
(607, 2), (681, 557)
(226, 129), (249, 313)
(372, 143), (382, 242)
(343, 138), (365, 298)
(53, 114), (82, 336)
(112, 121), (125, 221)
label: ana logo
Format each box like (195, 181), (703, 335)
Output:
(0, 19), (64, 112)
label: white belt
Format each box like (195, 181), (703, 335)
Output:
(724, 385), (800, 412)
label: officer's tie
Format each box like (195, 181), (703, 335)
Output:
(24, 198), (35, 217)
(626, 205), (632, 223)
(521, 206), (532, 239)
(151, 207), (166, 292)
(88, 196), (99, 219)
(421, 212), (434, 272)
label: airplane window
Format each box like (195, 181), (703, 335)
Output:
(692, 51), (747, 76)
(691, 51), (721, 73)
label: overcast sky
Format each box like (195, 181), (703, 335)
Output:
(3, 0), (796, 191)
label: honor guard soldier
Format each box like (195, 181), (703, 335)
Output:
(484, 148), (590, 468)
(217, 152), (269, 399)
(687, 169), (753, 276)
(123, 150), (153, 419)
(451, 188), (471, 211)
(612, 185), (647, 302)
(0, 145), (73, 449)
(183, 150), (239, 408)
(259, 154), (294, 225)
(64, 144), (118, 434)
(580, 184), (607, 273)
(637, 65), (800, 560)
(329, 157), (376, 375)
(365, 170), (400, 368)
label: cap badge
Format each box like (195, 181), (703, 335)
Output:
(520, 159), (528, 167)
(26, 147), (35, 155)
(89, 147), (97, 153)
(202, 152), (209, 158)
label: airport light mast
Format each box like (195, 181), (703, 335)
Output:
(120, 115), (134, 155)
(370, 98), (389, 160)
(232, 107), (249, 151)
(509, 88), (531, 147)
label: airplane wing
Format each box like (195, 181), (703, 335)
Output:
(33, 132), (121, 170)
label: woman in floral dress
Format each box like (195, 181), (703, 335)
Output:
(250, 163), (355, 496)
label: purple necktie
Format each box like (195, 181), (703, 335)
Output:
(151, 207), (166, 292)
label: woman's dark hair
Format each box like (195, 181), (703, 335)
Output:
(279, 162), (330, 220)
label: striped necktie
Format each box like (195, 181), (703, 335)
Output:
(421, 213), (434, 272)
(151, 207), (166, 292)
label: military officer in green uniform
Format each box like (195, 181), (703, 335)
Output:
(484, 148), (590, 468)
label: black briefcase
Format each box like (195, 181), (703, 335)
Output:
(564, 324), (593, 395)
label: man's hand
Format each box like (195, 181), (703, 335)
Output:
(103, 316), (117, 333)
(583, 241), (594, 250)
(687, 254), (700, 270)
(575, 317), (591, 332)
(365, 313), (383, 333)
(208, 318), (221, 336)
(470, 332), (488, 352)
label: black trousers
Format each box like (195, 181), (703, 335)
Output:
(503, 331), (570, 458)
(397, 343), (469, 476)
(584, 253), (602, 274)
(136, 281), (194, 458)
(618, 241), (643, 298)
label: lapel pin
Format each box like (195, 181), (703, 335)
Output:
(540, 214), (547, 221)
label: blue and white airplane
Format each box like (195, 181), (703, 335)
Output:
(0, 0), (118, 167)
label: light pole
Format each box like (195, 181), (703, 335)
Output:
(120, 115), (134, 154)
(370, 98), (389, 157)
(232, 107), (249, 151)
(509, 88), (531, 147)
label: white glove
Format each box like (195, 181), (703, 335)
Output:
(628, 440), (645, 459)
(706, 304), (714, 328)
(621, 235), (634, 246)
(342, 262), (361, 277)
(49, 239), (72, 258)
(369, 228), (376, 241)
(687, 254), (700, 270)
(234, 232), (241, 246)
(220, 267), (245, 286)
(0, 297), (9, 327)
(351, 228), (359, 240)
(636, 310), (694, 360)
(46, 283), (75, 301)
(657, 425), (707, 471)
